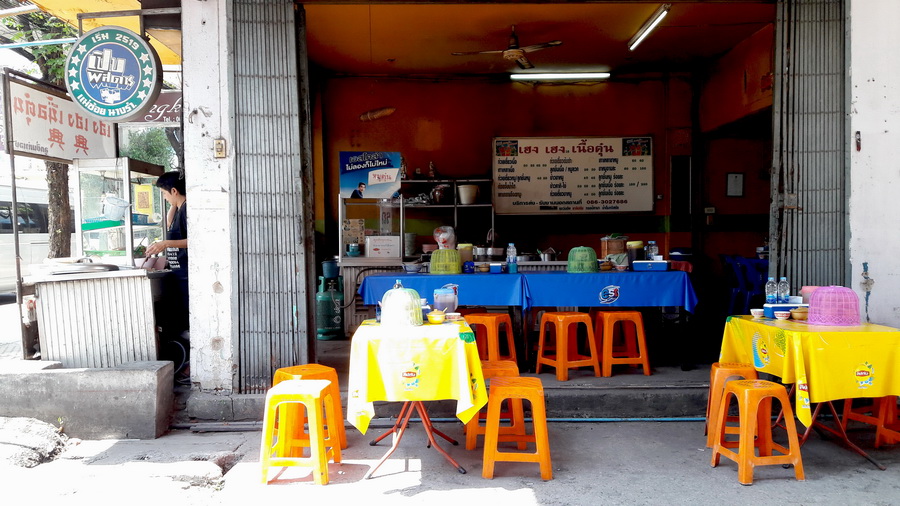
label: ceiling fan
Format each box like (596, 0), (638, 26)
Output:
(451, 25), (562, 70)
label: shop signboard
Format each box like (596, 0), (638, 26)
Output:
(65, 26), (162, 122)
(339, 151), (402, 199)
(492, 136), (654, 214)
(0, 76), (116, 162)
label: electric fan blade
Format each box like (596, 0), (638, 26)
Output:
(521, 40), (563, 53)
(451, 49), (505, 56)
(515, 55), (535, 70)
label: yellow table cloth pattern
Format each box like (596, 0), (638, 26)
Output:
(720, 315), (900, 427)
(348, 319), (487, 434)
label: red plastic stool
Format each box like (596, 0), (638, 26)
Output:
(273, 364), (347, 450)
(465, 360), (525, 450)
(593, 310), (651, 377)
(465, 313), (517, 363)
(535, 312), (600, 381)
(482, 376), (552, 481)
(710, 379), (804, 485)
(705, 362), (759, 448)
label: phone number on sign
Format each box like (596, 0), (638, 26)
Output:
(586, 199), (629, 205)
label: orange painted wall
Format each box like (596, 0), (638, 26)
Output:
(316, 76), (689, 255)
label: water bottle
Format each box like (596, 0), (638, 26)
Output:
(646, 241), (659, 260)
(777, 276), (790, 304)
(765, 277), (777, 304)
(506, 243), (518, 273)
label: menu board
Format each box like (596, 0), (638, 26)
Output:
(492, 136), (654, 214)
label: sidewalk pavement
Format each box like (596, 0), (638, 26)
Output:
(3, 415), (899, 505)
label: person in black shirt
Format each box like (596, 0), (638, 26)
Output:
(147, 170), (189, 384)
(350, 182), (365, 198)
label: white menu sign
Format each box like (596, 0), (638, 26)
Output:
(492, 136), (654, 214)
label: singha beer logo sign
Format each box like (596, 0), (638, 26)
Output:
(65, 26), (162, 121)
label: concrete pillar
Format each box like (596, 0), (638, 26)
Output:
(848, 0), (900, 327)
(181, 0), (236, 392)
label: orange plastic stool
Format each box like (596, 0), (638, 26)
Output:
(465, 313), (517, 362)
(710, 379), (804, 485)
(466, 360), (525, 450)
(842, 395), (900, 448)
(273, 364), (347, 449)
(482, 376), (552, 481)
(705, 362), (759, 448)
(593, 311), (651, 377)
(260, 379), (341, 485)
(535, 312), (600, 381)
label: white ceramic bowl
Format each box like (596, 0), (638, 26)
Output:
(402, 263), (422, 273)
(774, 311), (792, 320)
(750, 308), (765, 318)
(445, 312), (462, 322)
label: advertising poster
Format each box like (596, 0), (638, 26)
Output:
(339, 151), (402, 199)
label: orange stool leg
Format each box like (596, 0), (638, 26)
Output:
(705, 362), (759, 447)
(482, 377), (552, 481)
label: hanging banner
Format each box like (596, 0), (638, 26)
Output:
(339, 151), (402, 199)
(1, 77), (116, 162)
(65, 26), (163, 121)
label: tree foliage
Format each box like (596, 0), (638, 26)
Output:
(1, 6), (76, 257)
(120, 127), (177, 171)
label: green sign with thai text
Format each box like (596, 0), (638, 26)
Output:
(65, 26), (162, 121)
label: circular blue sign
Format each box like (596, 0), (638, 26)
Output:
(65, 26), (162, 121)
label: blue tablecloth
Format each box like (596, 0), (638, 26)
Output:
(358, 270), (698, 313)
(359, 273), (527, 308)
(522, 271), (698, 312)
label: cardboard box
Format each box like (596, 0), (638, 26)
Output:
(365, 236), (400, 257)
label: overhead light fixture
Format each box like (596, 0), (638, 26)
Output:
(628, 3), (672, 51)
(510, 72), (611, 81)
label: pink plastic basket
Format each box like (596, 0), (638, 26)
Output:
(807, 286), (860, 326)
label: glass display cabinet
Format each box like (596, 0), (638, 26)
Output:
(72, 157), (166, 267)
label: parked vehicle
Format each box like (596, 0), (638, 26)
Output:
(0, 185), (73, 293)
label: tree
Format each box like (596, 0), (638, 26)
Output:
(120, 127), (178, 171)
(1, 5), (76, 257)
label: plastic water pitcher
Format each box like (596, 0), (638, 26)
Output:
(433, 284), (458, 312)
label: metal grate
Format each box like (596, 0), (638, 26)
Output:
(770, 0), (848, 292)
(232, 0), (309, 394)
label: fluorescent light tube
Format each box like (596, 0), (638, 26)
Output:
(628, 3), (672, 51)
(510, 72), (611, 81)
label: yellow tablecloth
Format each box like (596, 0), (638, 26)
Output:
(720, 315), (900, 427)
(347, 319), (488, 434)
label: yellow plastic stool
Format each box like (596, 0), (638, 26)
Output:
(482, 376), (552, 481)
(466, 360), (525, 450)
(535, 312), (600, 381)
(594, 311), (651, 377)
(260, 379), (341, 485)
(273, 364), (348, 449)
(710, 379), (804, 485)
(465, 313), (517, 363)
(705, 362), (759, 448)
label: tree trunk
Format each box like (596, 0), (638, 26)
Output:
(45, 160), (70, 258)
